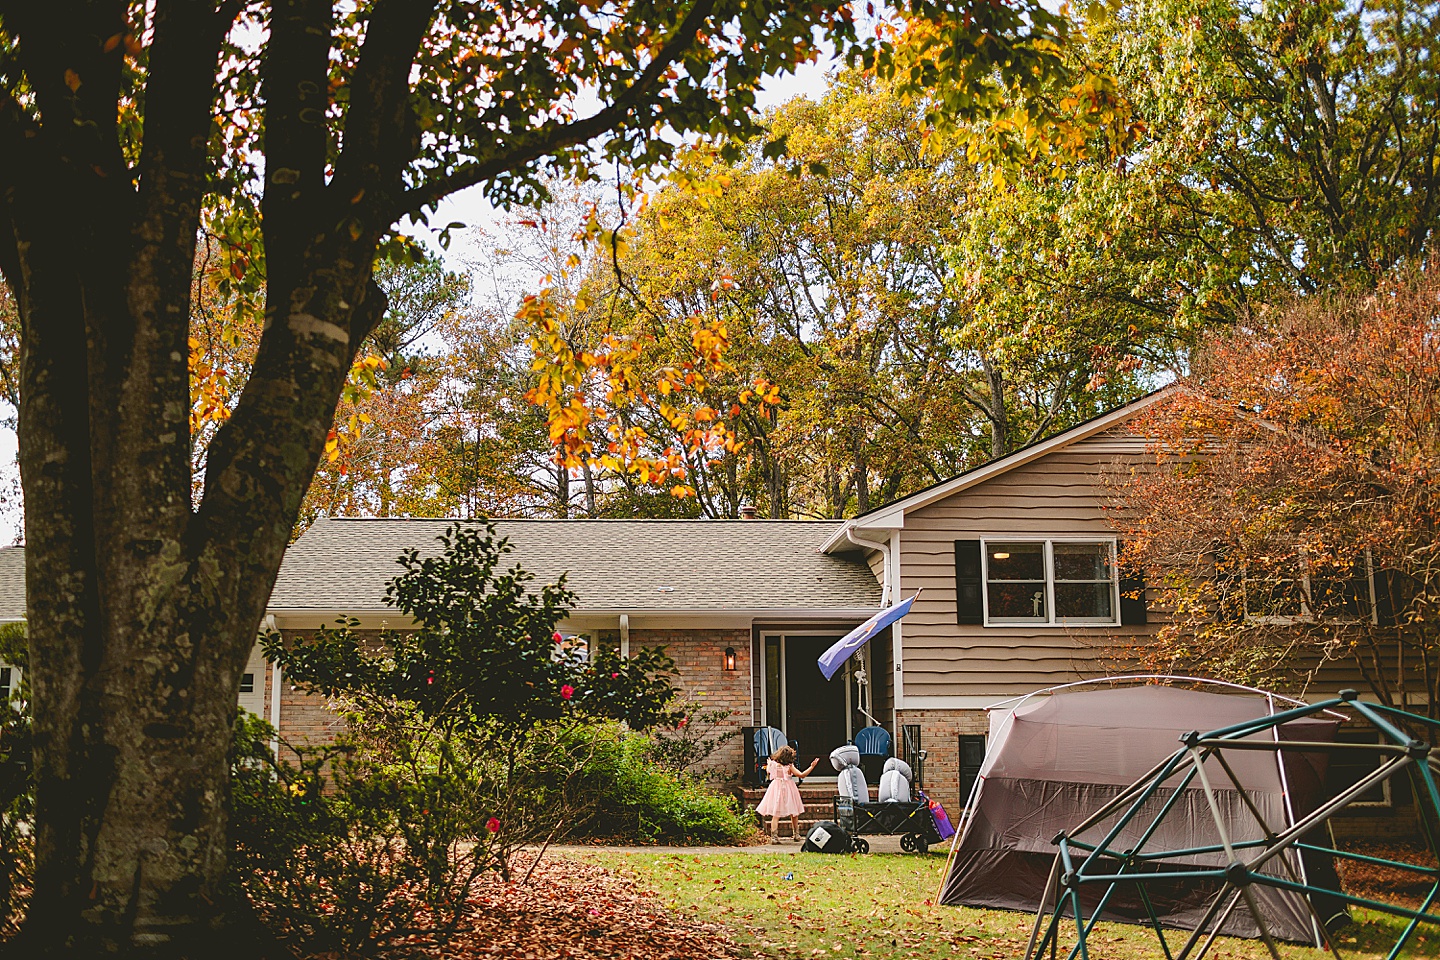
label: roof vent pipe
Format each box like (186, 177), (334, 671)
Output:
(738, 504), (760, 520)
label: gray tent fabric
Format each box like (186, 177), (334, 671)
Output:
(939, 685), (1338, 945)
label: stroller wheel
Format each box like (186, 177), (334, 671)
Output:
(916, 838), (929, 855)
(900, 834), (917, 852)
(851, 837), (870, 854)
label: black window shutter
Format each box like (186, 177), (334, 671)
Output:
(955, 540), (983, 625)
(958, 734), (987, 807)
(1117, 540), (1148, 625)
(1373, 568), (1417, 627)
(1374, 568), (1397, 626)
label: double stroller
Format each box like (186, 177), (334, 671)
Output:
(829, 744), (948, 854)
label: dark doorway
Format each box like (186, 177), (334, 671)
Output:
(782, 634), (848, 762)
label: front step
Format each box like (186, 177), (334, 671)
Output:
(735, 784), (871, 828)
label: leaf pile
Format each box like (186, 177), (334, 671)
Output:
(436, 854), (745, 960)
(1335, 841), (1440, 911)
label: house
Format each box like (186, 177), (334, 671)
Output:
(0, 388), (1405, 829)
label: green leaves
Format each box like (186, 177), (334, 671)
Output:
(267, 521), (679, 735)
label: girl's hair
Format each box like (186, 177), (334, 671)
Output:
(771, 745), (796, 765)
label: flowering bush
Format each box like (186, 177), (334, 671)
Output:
(264, 522), (680, 737)
(241, 522), (686, 953)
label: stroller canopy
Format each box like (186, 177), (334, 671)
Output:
(938, 684), (1338, 945)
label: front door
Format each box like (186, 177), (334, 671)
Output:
(762, 634), (851, 762)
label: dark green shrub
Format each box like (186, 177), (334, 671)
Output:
(228, 711), (496, 956)
(233, 522), (689, 953)
(567, 724), (754, 845)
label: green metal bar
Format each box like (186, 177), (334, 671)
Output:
(1294, 841), (1440, 875)
(1134, 879), (1175, 960)
(1123, 838), (1269, 862)
(1385, 881), (1440, 960)
(1197, 698), (1343, 742)
(1350, 700), (1419, 748)
(1074, 868), (1231, 884)
(1370, 702), (1440, 731)
(1197, 738), (1413, 755)
(1025, 855), (1063, 960)
(1069, 886), (1089, 960)
(1077, 749), (1190, 875)
(1056, 838), (1090, 960)
(1248, 873), (1440, 925)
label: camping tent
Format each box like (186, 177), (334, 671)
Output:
(938, 684), (1340, 945)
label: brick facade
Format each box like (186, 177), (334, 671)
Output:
(630, 627), (753, 780)
(260, 626), (754, 778)
(895, 707), (990, 814)
(264, 630), (379, 762)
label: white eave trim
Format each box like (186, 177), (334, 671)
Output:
(266, 605), (882, 624)
(820, 388), (1173, 555)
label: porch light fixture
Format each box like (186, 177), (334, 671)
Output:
(993, 551), (1010, 560)
(723, 646), (737, 671)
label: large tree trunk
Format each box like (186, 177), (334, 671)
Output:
(0, 1), (424, 950)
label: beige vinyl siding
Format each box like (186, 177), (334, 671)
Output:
(898, 427), (1154, 699)
(893, 423), (1383, 701)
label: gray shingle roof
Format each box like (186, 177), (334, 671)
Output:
(272, 518), (880, 613)
(0, 547), (23, 622)
(0, 520), (882, 619)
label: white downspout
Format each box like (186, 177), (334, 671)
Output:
(844, 525), (898, 736)
(619, 613), (630, 658)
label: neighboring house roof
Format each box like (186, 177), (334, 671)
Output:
(0, 546), (22, 622)
(272, 517), (881, 615)
(821, 386), (1175, 553)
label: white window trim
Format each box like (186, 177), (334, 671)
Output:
(980, 537), (1121, 628)
(1242, 548), (1378, 626)
(0, 663), (20, 710)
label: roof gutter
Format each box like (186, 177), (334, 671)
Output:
(845, 526), (891, 607)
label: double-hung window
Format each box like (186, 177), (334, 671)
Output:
(981, 539), (1120, 626)
(1242, 550), (1375, 624)
(0, 664), (18, 708)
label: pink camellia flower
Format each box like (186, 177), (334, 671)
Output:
(677, 717), (688, 729)
(486, 817), (500, 834)
(560, 684), (575, 700)
(611, 672), (619, 679)
(552, 631), (563, 643)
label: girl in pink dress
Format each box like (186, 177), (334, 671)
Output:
(756, 745), (820, 841)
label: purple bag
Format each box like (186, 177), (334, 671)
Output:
(924, 792), (955, 841)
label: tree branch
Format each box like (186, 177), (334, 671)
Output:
(395, 0), (718, 217)
(333, 0), (438, 201)
(261, 0), (335, 283)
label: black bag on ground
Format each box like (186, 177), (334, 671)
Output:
(802, 821), (851, 854)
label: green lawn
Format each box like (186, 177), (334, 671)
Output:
(581, 851), (1440, 960)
